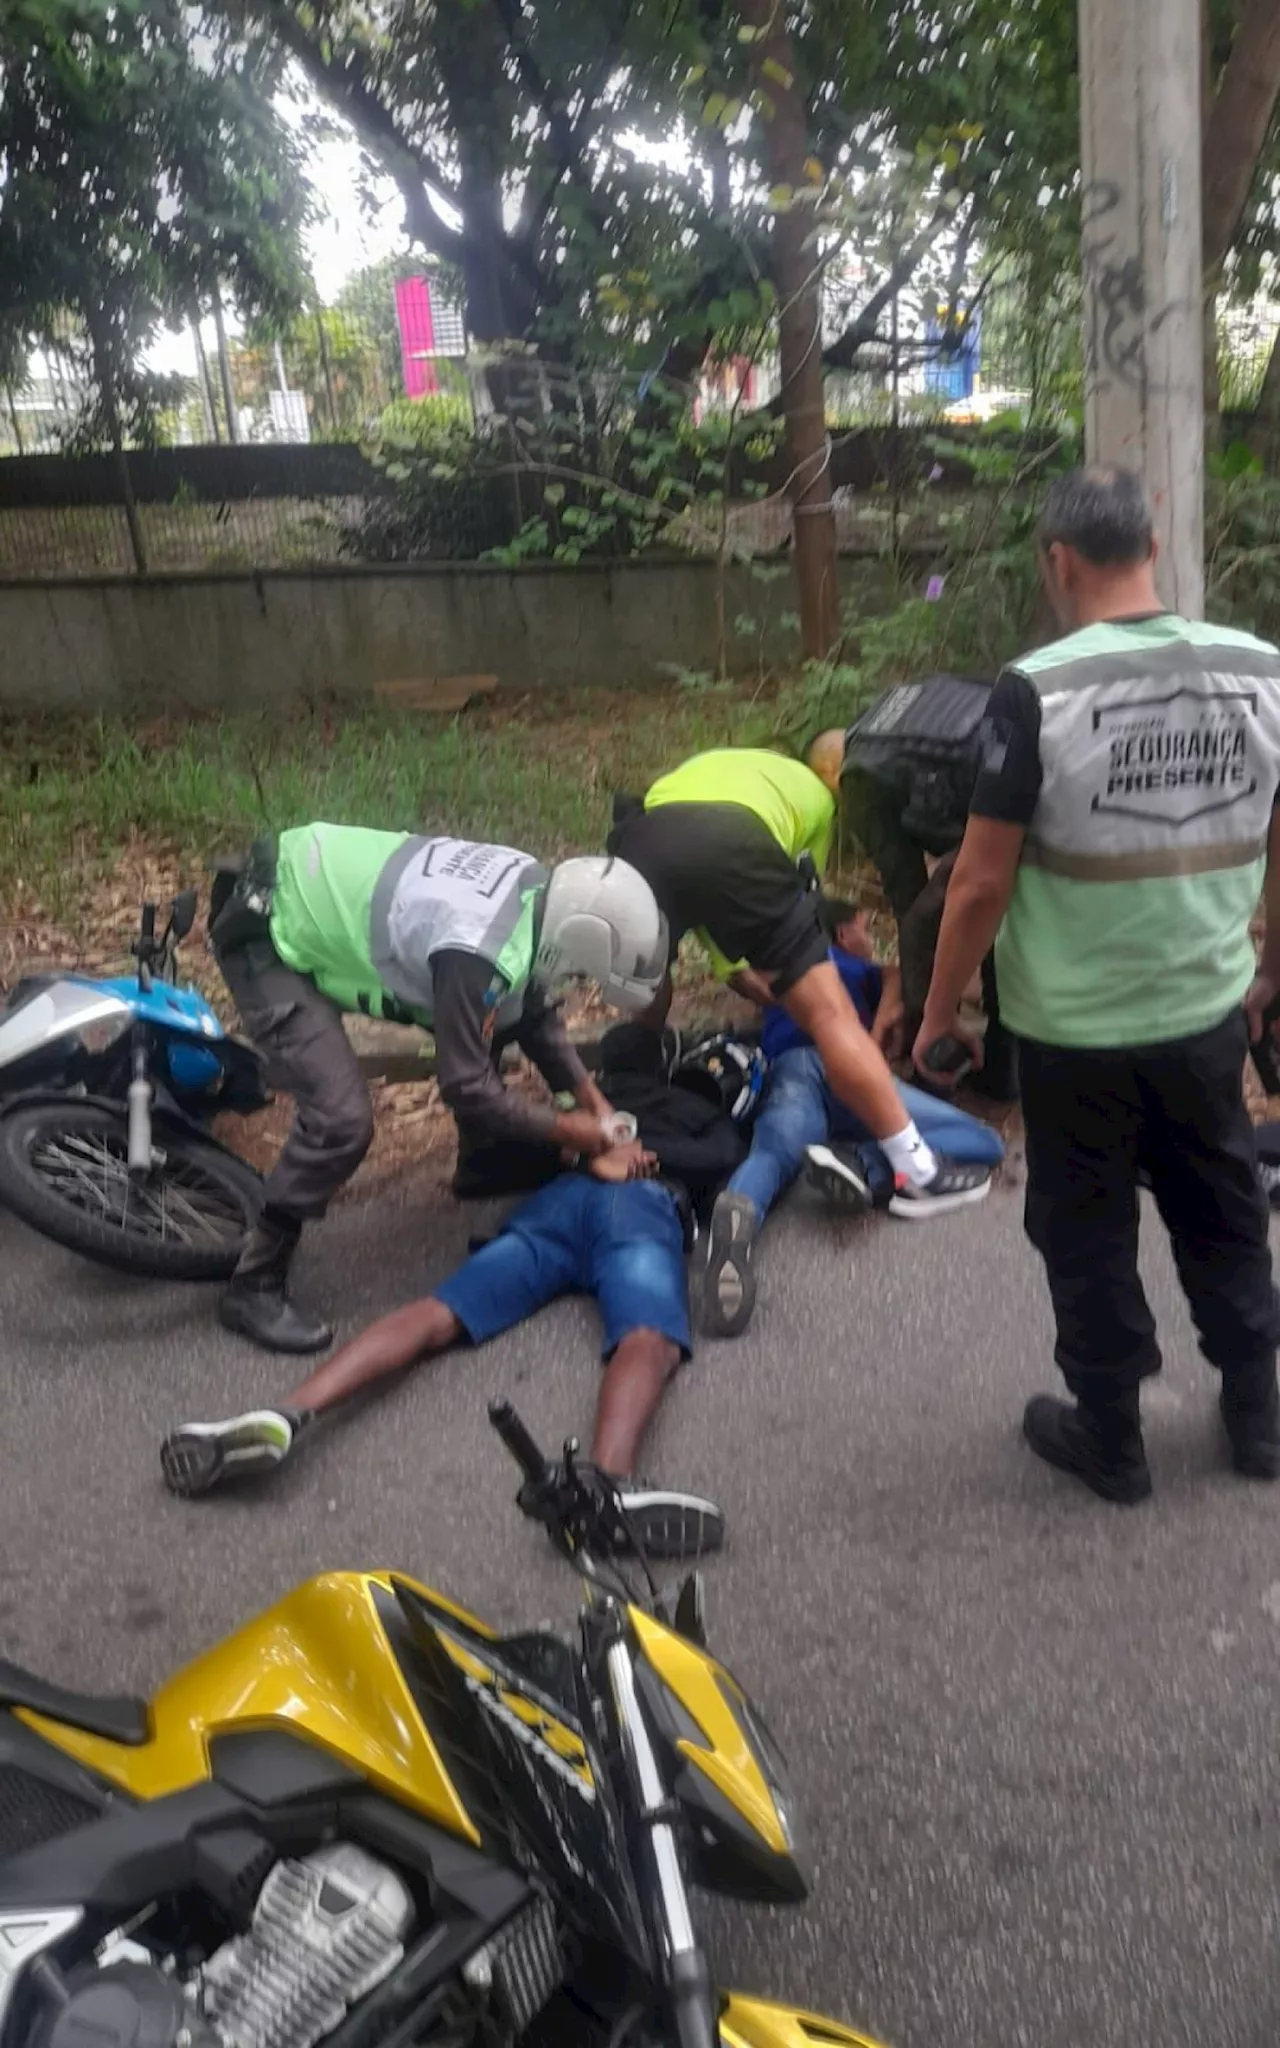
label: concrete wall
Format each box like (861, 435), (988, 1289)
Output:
(0, 559), (891, 713)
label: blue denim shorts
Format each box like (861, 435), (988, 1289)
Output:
(436, 1174), (691, 1360)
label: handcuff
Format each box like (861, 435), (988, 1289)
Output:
(566, 1110), (638, 1171)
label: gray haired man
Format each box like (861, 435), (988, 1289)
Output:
(917, 465), (1280, 1502)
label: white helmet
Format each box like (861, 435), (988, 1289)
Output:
(536, 856), (669, 1013)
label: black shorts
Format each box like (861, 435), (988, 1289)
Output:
(609, 803), (828, 995)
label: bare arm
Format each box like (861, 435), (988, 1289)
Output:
(913, 818), (1025, 1072)
(728, 967), (777, 1008)
(871, 962), (906, 1056)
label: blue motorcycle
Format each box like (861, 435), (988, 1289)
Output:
(0, 893), (266, 1279)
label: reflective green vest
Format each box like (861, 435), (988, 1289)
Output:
(269, 825), (548, 1029)
(997, 616), (1280, 1046)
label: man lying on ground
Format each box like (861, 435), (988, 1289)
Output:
(161, 1022), (747, 1561)
(703, 901), (1004, 1336)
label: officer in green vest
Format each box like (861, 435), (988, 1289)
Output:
(210, 828), (668, 1354)
(917, 464), (1280, 1502)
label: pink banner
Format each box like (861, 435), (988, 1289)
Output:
(395, 275), (439, 398)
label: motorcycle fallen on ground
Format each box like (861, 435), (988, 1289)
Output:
(0, 891), (266, 1279)
(0, 1404), (887, 2048)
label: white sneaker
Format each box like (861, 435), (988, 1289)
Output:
(161, 1409), (304, 1498)
(888, 1160), (992, 1220)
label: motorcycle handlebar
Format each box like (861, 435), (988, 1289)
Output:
(488, 1401), (549, 1484)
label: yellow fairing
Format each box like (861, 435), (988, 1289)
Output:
(720, 1995), (890, 2048)
(19, 1572), (482, 1845)
(629, 1608), (787, 1856)
(430, 1631), (594, 1792)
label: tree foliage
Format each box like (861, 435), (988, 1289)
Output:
(0, 0), (313, 446)
(237, 0), (1088, 397)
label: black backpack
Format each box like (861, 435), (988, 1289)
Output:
(844, 673), (993, 853)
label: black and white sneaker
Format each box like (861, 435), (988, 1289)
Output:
(888, 1159), (991, 1220)
(161, 1408), (309, 1498)
(703, 1191), (760, 1336)
(607, 1483), (725, 1562)
(804, 1143), (873, 1215)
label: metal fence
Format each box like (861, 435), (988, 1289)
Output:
(0, 425), (1035, 579)
(0, 444), (379, 577)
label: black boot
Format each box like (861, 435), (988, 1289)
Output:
(1220, 1368), (1280, 1480)
(218, 1216), (333, 1355)
(1022, 1390), (1152, 1504)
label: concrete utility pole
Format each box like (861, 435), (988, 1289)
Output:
(1078, 0), (1205, 617)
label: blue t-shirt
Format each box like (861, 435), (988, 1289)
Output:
(760, 947), (884, 1059)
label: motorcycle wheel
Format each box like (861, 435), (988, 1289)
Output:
(0, 1100), (261, 1280)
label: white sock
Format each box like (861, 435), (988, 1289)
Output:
(880, 1121), (938, 1188)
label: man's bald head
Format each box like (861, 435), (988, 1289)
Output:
(807, 728), (846, 795)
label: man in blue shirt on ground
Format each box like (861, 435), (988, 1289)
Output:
(703, 899), (1005, 1335)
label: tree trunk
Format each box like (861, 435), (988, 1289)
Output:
(739, 0), (838, 660)
(212, 286), (240, 445)
(315, 306), (339, 435)
(1202, 0), (1280, 277)
(1204, 289), (1222, 456)
(457, 169), (539, 413)
(4, 383), (24, 455)
(436, 0), (540, 414)
(1248, 325), (1280, 467)
(87, 313), (147, 575)
(190, 309), (220, 442)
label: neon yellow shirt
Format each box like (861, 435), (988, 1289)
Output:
(645, 748), (834, 978)
(645, 749), (834, 868)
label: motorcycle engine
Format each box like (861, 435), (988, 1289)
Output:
(200, 1842), (415, 2048)
(29, 1845), (414, 2048)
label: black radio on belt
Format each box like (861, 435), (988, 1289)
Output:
(1250, 991), (1280, 1098)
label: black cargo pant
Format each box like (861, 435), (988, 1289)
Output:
(891, 849), (1017, 1094)
(216, 936), (374, 1223)
(1019, 1010), (1279, 1414)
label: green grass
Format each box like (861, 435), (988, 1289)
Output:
(0, 688), (754, 923)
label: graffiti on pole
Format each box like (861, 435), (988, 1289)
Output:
(1081, 177), (1189, 401)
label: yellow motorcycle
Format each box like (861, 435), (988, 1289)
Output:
(0, 1404), (887, 2048)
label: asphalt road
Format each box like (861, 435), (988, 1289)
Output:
(3, 1171), (1280, 2048)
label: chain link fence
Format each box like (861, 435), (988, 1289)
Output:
(3, 307), (1274, 579)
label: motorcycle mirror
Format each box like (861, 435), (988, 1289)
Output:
(169, 889), (198, 943)
(673, 1572), (707, 1647)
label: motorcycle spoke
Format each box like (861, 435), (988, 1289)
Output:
(28, 1129), (247, 1247)
(31, 1136), (121, 1216)
(127, 1174), (239, 1245)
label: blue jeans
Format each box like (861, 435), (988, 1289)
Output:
(728, 1045), (1006, 1218)
(436, 1174), (691, 1359)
